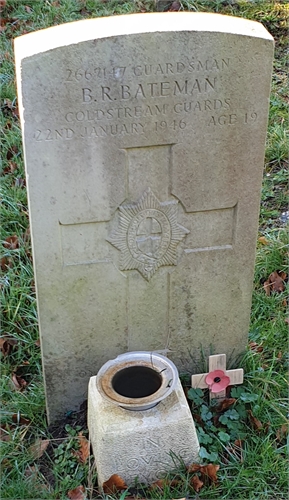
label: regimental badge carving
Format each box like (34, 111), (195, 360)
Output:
(107, 188), (189, 280)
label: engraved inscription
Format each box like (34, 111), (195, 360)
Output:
(32, 55), (260, 142)
(107, 188), (189, 280)
(64, 58), (230, 83)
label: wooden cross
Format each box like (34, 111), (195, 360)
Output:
(191, 354), (244, 402)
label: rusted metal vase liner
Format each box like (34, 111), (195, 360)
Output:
(96, 351), (179, 410)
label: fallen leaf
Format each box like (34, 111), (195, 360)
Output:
(258, 236), (269, 245)
(276, 424), (287, 443)
(0, 0), (6, 11)
(1, 256), (13, 271)
(285, 318), (289, 324)
(12, 413), (31, 425)
(3, 161), (17, 175)
(150, 479), (165, 490)
(192, 413), (203, 425)
(6, 145), (18, 160)
(248, 410), (262, 430)
(266, 271), (285, 293)
(3, 235), (19, 250)
(67, 485), (86, 500)
(150, 478), (180, 490)
(249, 341), (263, 353)
(0, 336), (17, 356)
(102, 474), (127, 494)
(190, 474), (204, 492)
(263, 280), (271, 296)
(11, 372), (27, 391)
(73, 432), (90, 463)
(201, 463), (220, 483)
(216, 398), (236, 412)
(29, 438), (50, 459)
(24, 465), (37, 478)
(187, 463), (200, 473)
(187, 463), (219, 483)
(35, 339), (41, 347)
(25, 5), (32, 13)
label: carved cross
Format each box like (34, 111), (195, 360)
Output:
(191, 354), (244, 401)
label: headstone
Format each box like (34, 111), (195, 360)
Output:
(15, 13), (274, 422)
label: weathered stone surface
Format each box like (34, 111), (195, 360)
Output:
(15, 13), (274, 421)
(88, 376), (199, 485)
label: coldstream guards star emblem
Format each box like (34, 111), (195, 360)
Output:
(107, 188), (189, 280)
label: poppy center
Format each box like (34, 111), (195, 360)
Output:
(214, 376), (221, 383)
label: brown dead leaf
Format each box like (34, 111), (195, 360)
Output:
(3, 235), (19, 250)
(67, 485), (86, 500)
(25, 5), (32, 13)
(0, 336), (17, 356)
(1, 256), (13, 271)
(258, 236), (269, 245)
(285, 317), (289, 324)
(24, 465), (37, 478)
(267, 271), (285, 293)
(192, 413), (203, 425)
(73, 432), (90, 463)
(276, 424), (288, 443)
(188, 463), (219, 484)
(249, 341), (263, 353)
(187, 463), (200, 473)
(0, 0), (7, 11)
(6, 145), (18, 160)
(150, 478), (180, 490)
(102, 474), (127, 494)
(201, 463), (220, 483)
(12, 413), (31, 426)
(29, 438), (50, 459)
(190, 474), (204, 492)
(150, 479), (166, 490)
(11, 372), (27, 391)
(35, 339), (41, 347)
(3, 161), (18, 175)
(216, 398), (236, 412)
(248, 410), (263, 431)
(263, 280), (271, 296)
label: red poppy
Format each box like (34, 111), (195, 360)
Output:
(205, 369), (230, 393)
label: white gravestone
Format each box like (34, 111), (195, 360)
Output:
(15, 13), (274, 422)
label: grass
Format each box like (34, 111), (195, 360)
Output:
(1, 0), (288, 499)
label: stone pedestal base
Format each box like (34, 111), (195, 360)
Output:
(88, 377), (200, 487)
